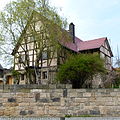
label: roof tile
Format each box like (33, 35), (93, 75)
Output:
(63, 37), (107, 52)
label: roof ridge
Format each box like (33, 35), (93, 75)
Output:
(84, 37), (107, 42)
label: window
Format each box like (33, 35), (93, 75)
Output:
(19, 55), (22, 63)
(30, 36), (34, 41)
(42, 51), (47, 60)
(42, 71), (47, 79)
(28, 42), (34, 50)
(21, 74), (24, 81)
(19, 54), (25, 63)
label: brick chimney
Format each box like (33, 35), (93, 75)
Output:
(69, 22), (75, 43)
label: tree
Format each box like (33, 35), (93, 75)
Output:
(0, 0), (68, 84)
(56, 54), (106, 88)
(0, 0), (67, 67)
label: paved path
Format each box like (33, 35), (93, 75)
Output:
(66, 118), (120, 120)
(0, 117), (120, 120)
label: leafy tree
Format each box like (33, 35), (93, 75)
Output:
(56, 54), (106, 88)
(113, 75), (120, 88)
(0, 0), (67, 67)
(0, 0), (68, 84)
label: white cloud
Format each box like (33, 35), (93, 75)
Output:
(0, 0), (11, 10)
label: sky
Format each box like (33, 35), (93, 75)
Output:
(0, 0), (120, 66)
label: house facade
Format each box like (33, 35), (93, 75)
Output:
(0, 64), (13, 85)
(12, 11), (113, 85)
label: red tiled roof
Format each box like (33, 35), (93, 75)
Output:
(62, 36), (107, 52)
(77, 37), (107, 51)
(60, 40), (77, 52)
(60, 36), (83, 52)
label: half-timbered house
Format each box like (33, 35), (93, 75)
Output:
(12, 11), (113, 85)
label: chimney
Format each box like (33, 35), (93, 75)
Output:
(69, 22), (75, 43)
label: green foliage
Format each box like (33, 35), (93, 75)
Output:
(12, 70), (20, 76)
(113, 74), (120, 88)
(56, 54), (106, 88)
(12, 70), (20, 84)
(0, 0), (67, 67)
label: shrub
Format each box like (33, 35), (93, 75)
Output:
(56, 54), (106, 88)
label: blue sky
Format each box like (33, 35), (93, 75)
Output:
(0, 0), (120, 66)
(50, 0), (120, 64)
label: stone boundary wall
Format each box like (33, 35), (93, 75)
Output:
(0, 84), (72, 91)
(0, 89), (120, 117)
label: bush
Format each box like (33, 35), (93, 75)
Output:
(56, 54), (106, 88)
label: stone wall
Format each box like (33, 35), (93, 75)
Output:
(0, 84), (72, 91)
(0, 89), (120, 117)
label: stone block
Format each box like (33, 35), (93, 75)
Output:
(16, 93), (25, 97)
(77, 92), (83, 97)
(49, 84), (56, 89)
(90, 110), (100, 115)
(0, 98), (7, 103)
(1, 94), (7, 98)
(0, 110), (4, 116)
(8, 98), (16, 102)
(99, 106), (107, 115)
(50, 92), (62, 99)
(35, 93), (40, 102)
(19, 103), (30, 107)
(66, 84), (72, 89)
(60, 98), (66, 106)
(63, 89), (67, 97)
(22, 98), (35, 103)
(69, 92), (77, 97)
(98, 89), (107, 93)
(28, 110), (34, 115)
(99, 97), (113, 102)
(3, 103), (19, 107)
(31, 89), (43, 93)
(67, 89), (76, 93)
(3, 110), (10, 116)
(40, 93), (49, 98)
(75, 98), (88, 103)
(20, 110), (27, 116)
(16, 98), (23, 103)
(56, 84), (65, 89)
(77, 110), (88, 115)
(95, 92), (102, 97)
(29, 103), (37, 106)
(114, 89), (120, 92)
(48, 109), (60, 115)
(83, 92), (91, 97)
(51, 98), (60, 102)
(0, 103), (3, 107)
(75, 89), (86, 92)
(36, 110), (45, 116)
(39, 98), (49, 103)
(105, 101), (116, 106)
(110, 92), (118, 96)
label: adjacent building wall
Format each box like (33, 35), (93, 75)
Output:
(0, 88), (120, 117)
